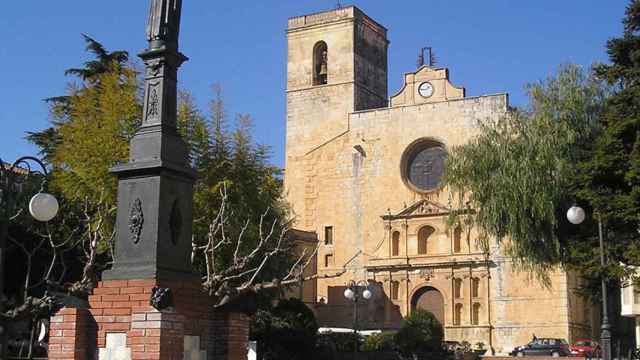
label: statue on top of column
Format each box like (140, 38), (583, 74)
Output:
(146, 0), (183, 49)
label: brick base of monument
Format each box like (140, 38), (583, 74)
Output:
(47, 278), (250, 360)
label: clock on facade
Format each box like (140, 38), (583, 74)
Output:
(418, 82), (434, 98)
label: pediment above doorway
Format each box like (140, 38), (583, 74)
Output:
(381, 199), (450, 221)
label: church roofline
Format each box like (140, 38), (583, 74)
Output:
(350, 92), (510, 116)
(287, 5), (387, 33)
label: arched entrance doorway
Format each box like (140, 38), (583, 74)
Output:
(411, 286), (445, 325)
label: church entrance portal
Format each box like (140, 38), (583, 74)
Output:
(411, 286), (445, 325)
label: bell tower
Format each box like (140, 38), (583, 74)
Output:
(285, 6), (388, 219)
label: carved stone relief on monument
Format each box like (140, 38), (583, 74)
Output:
(129, 198), (144, 244)
(145, 82), (161, 122)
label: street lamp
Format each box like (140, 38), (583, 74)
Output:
(567, 205), (610, 360)
(0, 156), (58, 358)
(343, 280), (372, 359)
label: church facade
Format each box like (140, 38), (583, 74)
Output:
(284, 6), (597, 354)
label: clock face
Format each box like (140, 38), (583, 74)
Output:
(418, 82), (434, 98)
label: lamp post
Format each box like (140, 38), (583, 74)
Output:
(567, 205), (610, 360)
(343, 280), (372, 360)
(0, 156), (59, 358)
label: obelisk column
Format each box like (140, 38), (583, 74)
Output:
(106, 0), (195, 281)
(94, 1), (202, 359)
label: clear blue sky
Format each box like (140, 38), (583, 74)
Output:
(0, 1), (627, 168)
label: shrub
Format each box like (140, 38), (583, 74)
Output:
(394, 309), (444, 359)
(317, 331), (363, 352)
(250, 298), (318, 360)
(362, 332), (396, 352)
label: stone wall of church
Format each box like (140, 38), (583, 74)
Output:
(284, 6), (596, 357)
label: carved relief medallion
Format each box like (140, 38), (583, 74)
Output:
(129, 198), (144, 244)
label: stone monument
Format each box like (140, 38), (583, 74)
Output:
(105, 0), (195, 282)
(47, 2), (251, 359)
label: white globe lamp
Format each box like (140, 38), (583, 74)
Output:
(343, 288), (355, 300)
(566, 205), (586, 225)
(362, 288), (372, 300)
(29, 192), (59, 222)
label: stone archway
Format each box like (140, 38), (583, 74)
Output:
(411, 286), (445, 325)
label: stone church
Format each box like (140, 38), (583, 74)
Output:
(284, 6), (598, 354)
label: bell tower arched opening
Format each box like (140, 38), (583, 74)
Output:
(313, 41), (328, 85)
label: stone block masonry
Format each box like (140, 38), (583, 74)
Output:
(47, 278), (250, 360)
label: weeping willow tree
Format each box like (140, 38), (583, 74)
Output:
(444, 64), (609, 278)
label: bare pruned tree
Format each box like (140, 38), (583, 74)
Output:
(192, 184), (359, 308)
(2, 196), (114, 321)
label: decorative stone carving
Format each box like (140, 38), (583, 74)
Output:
(129, 198), (144, 244)
(150, 287), (173, 311)
(144, 58), (165, 77)
(418, 268), (435, 280)
(145, 83), (160, 122)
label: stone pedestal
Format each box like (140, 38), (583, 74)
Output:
(47, 279), (251, 360)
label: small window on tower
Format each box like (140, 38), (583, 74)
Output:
(325, 254), (334, 267)
(324, 226), (333, 245)
(313, 41), (328, 85)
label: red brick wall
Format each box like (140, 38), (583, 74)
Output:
(210, 311), (250, 360)
(48, 278), (251, 360)
(48, 307), (91, 360)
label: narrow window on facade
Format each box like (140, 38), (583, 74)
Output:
(472, 277), (480, 298)
(472, 303), (481, 325)
(454, 303), (463, 325)
(324, 226), (333, 245)
(454, 278), (463, 299)
(313, 41), (328, 85)
(635, 288), (640, 304)
(392, 231), (400, 256)
(417, 226), (434, 255)
(453, 226), (462, 253)
(324, 254), (334, 267)
(391, 280), (400, 300)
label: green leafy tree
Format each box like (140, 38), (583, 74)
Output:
(26, 35), (131, 163)
(394, 309), (444, 360)
(52, 63), (139, 212)
(573, 0), (640, 273)
(444, 64), (609, 278)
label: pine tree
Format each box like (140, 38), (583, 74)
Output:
(177, 90), (211, 172)
(576, 0), (640, 243)
(26, 35), (130, 162)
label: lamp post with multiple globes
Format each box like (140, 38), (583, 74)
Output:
(566, 205), (611, 360)
(343, 280), (372, 359)
(0, 157), (59, 358)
